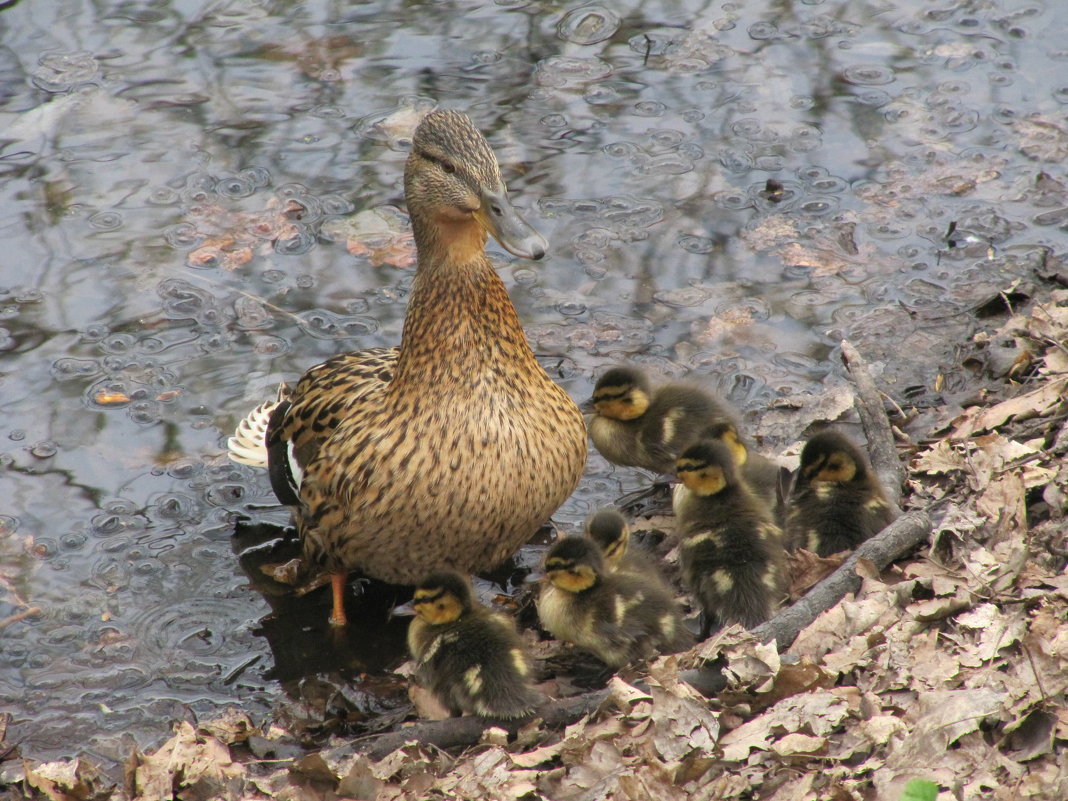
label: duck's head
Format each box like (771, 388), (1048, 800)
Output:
(590, 366), (651, 421)
(404, 109), (547, 261)
(798, 431), (866, 485)
(543, 536), (603, 593)
(585, 508), (630, 566)
(703, 421), (748, 467)
(676, 439), (738, 497)
(403, 571), (474, 626)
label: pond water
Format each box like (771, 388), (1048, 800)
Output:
(1, 0), (1067, 771)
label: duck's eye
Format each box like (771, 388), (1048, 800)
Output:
(441, 161), (456, 174)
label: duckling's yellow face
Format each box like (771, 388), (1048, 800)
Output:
(544, 557), (598, 593)
(586, 511), (630, 567)
(599, 529), (629, 566)
(717, 427), (748, 467)
(592, 384), (650, 421)
(805, 450), (857, 484)
(412, 586), (465, 625)
(676, 459), (728, 496)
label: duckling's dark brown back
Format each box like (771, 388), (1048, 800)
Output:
(675, 440), (787, 635)
(784, 431), (895, 556)
(639, 384), (737, 473)
(408, 572), (540, 719)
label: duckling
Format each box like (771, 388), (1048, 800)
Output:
(401, 571), (541, 719)
(700, 421), (787, 519)
(536, 535), (688, 668)
(228, 110), (587, 626)
(783, 431), (896, 556)
(587, 366), (735, 474)
(674, 440), (787, 637)
(584, 508), (670, 589)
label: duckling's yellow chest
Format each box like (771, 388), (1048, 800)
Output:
(536, 584), (592, 645)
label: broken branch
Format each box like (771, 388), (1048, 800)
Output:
(841, 339), (905, 510)
(350, 686), (609, 761)
(751, 509), (931, 651)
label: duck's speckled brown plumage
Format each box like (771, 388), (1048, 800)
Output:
(783, 431), (895, 557)
(234, 110), (586, 600)
(675, 440), (787, 637)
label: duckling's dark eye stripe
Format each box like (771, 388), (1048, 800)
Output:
(593, 388), (631, 401)
(414, 588), (446, 605)
(545, 557), (573, 570)
(676, 458), (703, 471)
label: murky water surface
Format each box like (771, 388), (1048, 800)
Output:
(2, 0), (1067, 768)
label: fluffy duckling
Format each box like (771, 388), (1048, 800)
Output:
(700, 421), (787, 519)
(537, 535), (688, 668)
(587, 366), (735, 474)
(783, 431), (896, 556)
(402, 571), (541, 719)
(228, 110), (587, 626)
(584, 508), (672, 597)
(675, 440), (787, 637)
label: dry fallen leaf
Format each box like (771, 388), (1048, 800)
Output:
(132, 721), (243, 801)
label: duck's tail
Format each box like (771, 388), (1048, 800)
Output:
(227, 383), (289, 467)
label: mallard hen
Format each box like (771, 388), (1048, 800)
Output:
(229, 110), (587, 625)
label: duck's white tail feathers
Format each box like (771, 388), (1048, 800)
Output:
(227, 384), (289, 467)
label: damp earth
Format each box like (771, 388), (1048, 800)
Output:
(1, 0), (1067, 773)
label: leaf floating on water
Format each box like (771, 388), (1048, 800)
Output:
(94, 391), (132, 405)
(259, 558), (303, 586)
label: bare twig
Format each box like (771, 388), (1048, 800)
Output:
(0, 606), (41, 631)
(348, 687), (609, 761)
(841, 339), (905, 509)
(751, 510), (931, 651)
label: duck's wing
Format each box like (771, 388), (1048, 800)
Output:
(227, 382), (291, 468)
(265, 347), (398, 506)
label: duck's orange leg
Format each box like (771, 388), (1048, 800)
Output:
(329, 571), (348, 626)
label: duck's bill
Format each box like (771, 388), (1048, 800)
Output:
(391, 600), (417, 617)
(479, 186), (548, 260)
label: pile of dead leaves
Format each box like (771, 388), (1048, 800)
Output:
(4, 291), (1066, 801)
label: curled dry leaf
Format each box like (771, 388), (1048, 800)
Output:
(24, 758), (109, 801)
(132, 721), (242, 801)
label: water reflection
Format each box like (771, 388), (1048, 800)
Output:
(1, 0), (1066, 770)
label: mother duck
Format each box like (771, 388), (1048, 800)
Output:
(229, 110), (587, 625)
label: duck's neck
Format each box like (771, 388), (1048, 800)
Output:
(392, 220), (538, 387)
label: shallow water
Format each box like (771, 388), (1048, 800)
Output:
(1, 0), (1066, 769)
